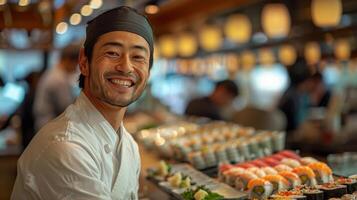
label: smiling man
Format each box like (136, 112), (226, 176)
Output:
(11, 6), (154, 200)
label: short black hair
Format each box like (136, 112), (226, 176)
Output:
(287, 57), (311, 86)
(216, 79), (239, 97)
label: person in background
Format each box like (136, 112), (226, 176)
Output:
(18, 72), (41, 150)
(33, 44), (80, 131)
(309, 72), (331, 108)
(278, 58), (314, 133)
(185, 79), (239, 120)
(12, 6), (153, 199)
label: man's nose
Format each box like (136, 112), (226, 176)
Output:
(115, 54), (133, 73)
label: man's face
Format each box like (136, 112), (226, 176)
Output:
(81, 31), (150, 107)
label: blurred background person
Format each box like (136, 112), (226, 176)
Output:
(278, 58), (314, 134)
(34, 44), (80, 131)
(309, 72), (331, 108)
(185, 79), (239, 120)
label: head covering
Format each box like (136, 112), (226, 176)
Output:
(84, 6), (154, 68)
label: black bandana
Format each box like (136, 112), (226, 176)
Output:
(84, 6), (154, 68)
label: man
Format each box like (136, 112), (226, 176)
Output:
(34, 44), (79, 131)
(185, 79), (239, 120)
(12, 6), (154, 200)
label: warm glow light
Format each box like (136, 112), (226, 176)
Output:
(334, 39), (350, 60)
(199, 25), (222, 51)
(259, 48), (275, 66)
(311, 0), (342, 27)
(224, 14), (252, 43)
(145, 4), (159, 14)
(159, 35), (176, 58)
(304, 42), (321, 65)
(262, 3), (291, 38)
(0, 0), (7, 6)
(69, 13), (82, 25)
(178, 32), (197, 57)
(81, 5), (93, 16)
(19, 0), (30, 6)
(279, 44), (297, 66)
(56, 22), (68, 34)
(89, 0), (103, 9)
(241, 51), (256, 70)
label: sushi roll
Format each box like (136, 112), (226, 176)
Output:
(336, 178), (357, 194)
(300, 157), (319, 165)
(223, 167), (246, 186)
(293, 166), (317, 186)
(262, 167), (279, 175)
(263, 174), (289, 193)
(263, 157), (281, 167)
(281, 158), (301, 168)
(317, 183), (347, 199)
(248, 178), (273, 199)
(279, 171), (301, 189)
(247, 167), (267, 178)
(218, 163), (234, 181)
(307, 162), (333, 184)
(234, 171), (258, 191)
(275, 164), (293, 172)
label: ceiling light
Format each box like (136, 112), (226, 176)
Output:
(56, 22), (68, 34)
(70, 13), (82, 25)
(81, 5), (93, 16)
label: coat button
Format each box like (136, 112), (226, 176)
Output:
(104, 144), (111, 153)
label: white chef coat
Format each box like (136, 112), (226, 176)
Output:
(11, 92), (141, 200)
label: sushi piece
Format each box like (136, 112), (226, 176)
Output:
(263, 174), (289, 194)
(234, 171), (258, 191)
(307, 162), (333, 184)
(263, 157), (281, 167)
(247, 167), (267, 178)
(278, 150), (300, 160)
(279, 171), (301, 189)
(262, 167), (279, 175)
(317, 183), (347, 199)
(235, 163), (257, 169)
(218, 164), (234, 181)
(223, 167), (246, 186)
(293, 166), (317, 186)
(248, 178), (273, 199)
(271, 154), (286, 161)
(300, 157), (318, 165)
(281, 158), (301, 168)
(275, 164), (293, 172)
(336, 178), (357, 194)
(251, 159), (270, 167)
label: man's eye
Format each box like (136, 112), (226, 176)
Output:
(106, 51), (119, 57)
(133, 55), (145, 61)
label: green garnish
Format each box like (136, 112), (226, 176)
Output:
(181, 185), (224, 200)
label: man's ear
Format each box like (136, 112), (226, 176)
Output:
(79, 48), (89, 76)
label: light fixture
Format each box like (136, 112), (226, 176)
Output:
(199, 25), (222, 51)
(81, 5), (93, 16)
(241, 51), (255, 70)
(69, 13), (82, 25)
(19, 0), (30, 6)
(278, 44), (297, 66)
(224, 14), (252, 43)
(334, 39), (350, 61)
(0, 0), (7, 6)
(177, 32), (197, 57)
(261, 3), (291, 38)
(259, 48), (275, 66)
(158, 35), (176, 58)
(304, 42), (321, 65)
(225, 53), (240, 73)
(145, 4), (159, 14)
(311, 0), (342, 28)
(89, 0), (103, 9)
(56, 22), (68, 34)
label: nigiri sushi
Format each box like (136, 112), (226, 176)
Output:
(274, 164), (293, 172)
(308, 162), (333, 184)
(248, 178), (273, 199)
(281, 158), (301, 168)
(293, 166), (317, 186)
(234, 171), (258, 191)
(279, 171), (301, 189)
(300, 157), (318, 165)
